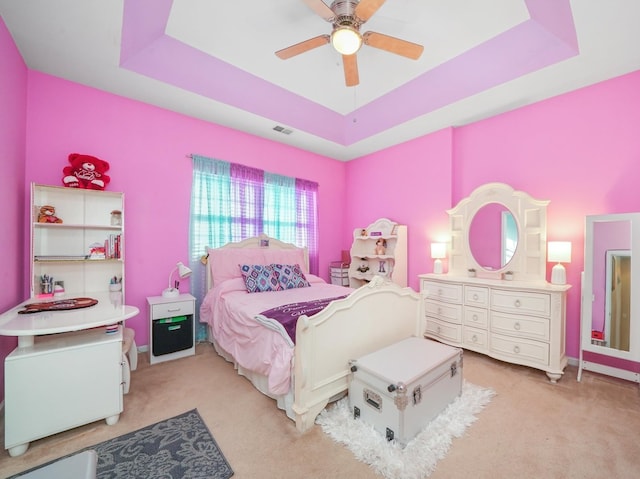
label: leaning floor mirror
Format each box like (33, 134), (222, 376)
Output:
(578, 213), (640, 383)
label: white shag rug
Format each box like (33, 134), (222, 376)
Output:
(316, 381), (495, 479)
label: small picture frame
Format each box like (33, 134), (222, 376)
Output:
(260, 238), (270, 248)
(391, 225), (399, 235)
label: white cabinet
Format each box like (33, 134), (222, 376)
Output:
(148, 294), (196, 364)
(30, 183), (125, 299)
(420, 274), (570, 382)
(4, 327), (123, 456)
(348, 218), (407, 288)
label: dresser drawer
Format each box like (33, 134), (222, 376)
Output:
(421, 281), (463, 304)
(424, 300), (462, 324)
(152, 300), (194, 319)
(463, 306), (488, 328)
(491, 289), (551, 317)
(490, 333), (549, 366)
(425, 318), (462, 343)
(491, 311), (550, 341)
(462, 326), (488, 352)
(464, 286), (489, 308)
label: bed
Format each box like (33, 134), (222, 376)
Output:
(200, 234), (423, 432)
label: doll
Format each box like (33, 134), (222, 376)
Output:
(374, 238), (387, 255)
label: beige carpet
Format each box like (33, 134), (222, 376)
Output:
(1, 342), (640, 478)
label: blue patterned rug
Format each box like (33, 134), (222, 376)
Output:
(11, 409), (234, 479)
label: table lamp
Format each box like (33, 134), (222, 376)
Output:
(163, 261), (192, 298)
(548, 241), (571, 285)
(431, 243), (446, 274)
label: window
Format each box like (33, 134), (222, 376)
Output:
(189, 155), (319, 338)
(190, 156), (318, 268)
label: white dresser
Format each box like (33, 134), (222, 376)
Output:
(420, 273), (570, 382)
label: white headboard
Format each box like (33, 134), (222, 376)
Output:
(206, 234), (309, 289)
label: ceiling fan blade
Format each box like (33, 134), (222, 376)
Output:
(302, 0), (335, 21)
(355, 0), (387, 22)
(275, 35), (330, 59)
(343, 54), (359, 87)
(363, 31), (424, 60)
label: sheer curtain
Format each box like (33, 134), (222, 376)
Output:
(294, 178), (319, 274)
(189, 155), (318, 340)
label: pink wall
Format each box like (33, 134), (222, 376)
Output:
(20, 73), (348, 351)
(452, 70), (640, 361)
(347, 69), (640, 362)
(345, 128), (454, 289)
(0, 16), (27, 402)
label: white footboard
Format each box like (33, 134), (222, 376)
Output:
(292, 277), (423, 432)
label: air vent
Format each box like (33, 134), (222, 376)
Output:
(272, 125), (293, 135)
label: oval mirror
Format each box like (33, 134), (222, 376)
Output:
(468, 203), (518, 270)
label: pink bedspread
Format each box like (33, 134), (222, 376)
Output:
(200, 275), (352, 395)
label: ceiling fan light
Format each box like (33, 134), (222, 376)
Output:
(331, 26), (362, 55)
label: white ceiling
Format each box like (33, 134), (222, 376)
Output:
(1, 0), (639, 161)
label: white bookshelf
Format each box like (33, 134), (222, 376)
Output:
(348, 218), (407, 288)
(30, 183), (125, 299)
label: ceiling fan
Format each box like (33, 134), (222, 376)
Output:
(275, 0), (424, 87)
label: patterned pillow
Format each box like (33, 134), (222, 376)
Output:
(239, 264), (283, 293)
(271, 263), (311, 290)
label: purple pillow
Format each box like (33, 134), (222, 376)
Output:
(239, 264), (283, 293)
(271, 263), (311, 290)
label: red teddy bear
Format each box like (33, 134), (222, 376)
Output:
(62, 153), (111, 190)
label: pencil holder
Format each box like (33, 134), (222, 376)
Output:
(40, 281), (53, 294)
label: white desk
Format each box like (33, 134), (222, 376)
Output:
(0, 293), (140, 457)
(0, 292), (139, 346)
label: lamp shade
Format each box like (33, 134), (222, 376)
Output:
(176, 261), (192, 279)
(430, 243), (447, 259)
(331, 26), (362, 55)
(548, 242), (571, 263)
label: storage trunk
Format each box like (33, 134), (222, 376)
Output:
(349, 336), (463, 445)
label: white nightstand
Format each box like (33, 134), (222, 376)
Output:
(147, 294), (195, 365)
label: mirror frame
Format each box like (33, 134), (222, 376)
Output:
(447, 182), (549, 281)
(582, 213), (640, 362)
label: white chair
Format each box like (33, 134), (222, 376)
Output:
(121, 327), (137, 394)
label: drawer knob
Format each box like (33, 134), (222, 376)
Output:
(471, 334), (478, 343)
(437, 288), (443, 295)
(472, 293), (479, 301)
(514, 300), (521, 308)
(513, 345), (521, 354)
(437, 307), (442, 314)
(472, 314), (478, 321)
(437, 326), (442, 333)
(514, 322), (521, 331)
